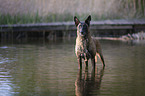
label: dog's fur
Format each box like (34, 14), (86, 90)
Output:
(74, 15), (105, 69)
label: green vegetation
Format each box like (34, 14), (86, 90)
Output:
(0, 13), (75, 25)
(0, 0), (145, 25)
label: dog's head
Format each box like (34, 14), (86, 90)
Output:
(74, 15), (91, 38)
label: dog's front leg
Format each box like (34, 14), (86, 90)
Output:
(84, 53), (88, 67)
(78, 56), (82, 69)
(85, 60), (88, 68)
(91, 58), (96, 69)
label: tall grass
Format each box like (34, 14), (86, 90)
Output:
(0, 13), (75, 25)
(0, 0), (145, 25)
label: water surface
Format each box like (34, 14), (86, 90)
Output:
(0, 39), (145, 96)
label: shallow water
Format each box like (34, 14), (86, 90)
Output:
(0, 39), (145, 96)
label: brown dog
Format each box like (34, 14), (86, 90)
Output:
(74, 15), (105, 69)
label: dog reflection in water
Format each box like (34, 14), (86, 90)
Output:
(75, 67), (105, 96)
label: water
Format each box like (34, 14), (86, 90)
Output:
(0, 38), (145, 96)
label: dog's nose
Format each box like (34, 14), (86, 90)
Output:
(80, 29), (84, 33)
(80, 31), (83, 34)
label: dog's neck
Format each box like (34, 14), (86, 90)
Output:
(77, 33), (91, 52)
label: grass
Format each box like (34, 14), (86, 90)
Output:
(1, 12), (143, 25)
(0, 13), (74, 25)
(0, 13), (42, 25)
(0, 12), (145, 25)
(0, 0), (145, 25)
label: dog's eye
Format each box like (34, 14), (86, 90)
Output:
(79, 25), (82, 29)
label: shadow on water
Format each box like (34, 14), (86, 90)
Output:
(75, 67), (105, 96)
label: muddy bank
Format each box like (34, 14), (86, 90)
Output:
(95, 31), (145, 41)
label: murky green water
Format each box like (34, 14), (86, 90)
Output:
(0, 38), (145, 96)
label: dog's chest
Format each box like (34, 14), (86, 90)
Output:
(75, 39), (91, 60)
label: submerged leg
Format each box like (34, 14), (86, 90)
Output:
(78, 56), (82, 69)
(85, 60), (88, 68)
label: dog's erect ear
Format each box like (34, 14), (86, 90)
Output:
(85, 15), (91, 26)
(74, 16), (80, 27)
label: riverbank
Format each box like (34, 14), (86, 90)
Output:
(95, 31), (145, 40)
(0, 19), (145, 40)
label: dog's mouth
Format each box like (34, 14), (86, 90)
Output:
(80, 33), (85, 36)
(80, 32), (86, 37)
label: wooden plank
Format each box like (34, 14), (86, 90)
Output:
(90, 25), (133, 29)
(0, 25), (133, 32)
(134, 25), (145, 29)
(0, 20), (145, 32)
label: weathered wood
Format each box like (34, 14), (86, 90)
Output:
(0, 19), (145, 32)
(90, 25), (133, 29)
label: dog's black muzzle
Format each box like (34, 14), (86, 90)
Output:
(80, 30), (87, 37)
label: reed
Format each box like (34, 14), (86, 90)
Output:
(0, 0), (145, 25)
(0, 13), (73, 25)
(0, 13), (41, 25)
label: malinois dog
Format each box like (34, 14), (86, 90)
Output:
(74, 15), (105, 69)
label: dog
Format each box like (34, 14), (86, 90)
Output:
(74, 15), (105, 69)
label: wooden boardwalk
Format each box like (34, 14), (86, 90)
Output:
(0, 19), (145, 32)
